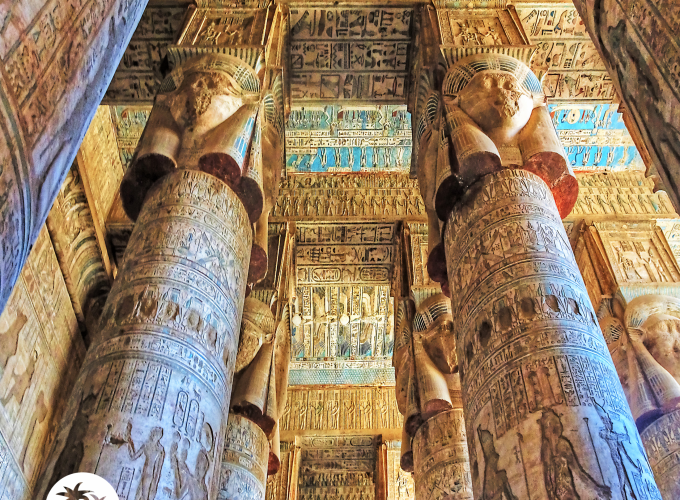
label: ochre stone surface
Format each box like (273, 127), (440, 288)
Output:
(36, 170), (252, 499)
(412, 409), (473, 500)
(220, 412), (270, 500)
(445, 168), (659, 500)
(0, 0), (146, 316)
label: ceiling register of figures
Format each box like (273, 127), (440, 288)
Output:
(289, 223), (398, 385)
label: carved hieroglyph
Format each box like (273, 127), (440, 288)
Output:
(298, 435), (377, 500)
(572, 0), (680, 209)
(285, 105), (412, 174)
(412, 409), (473, 500)
(281, 386), (402, 435)
(444, 169), (660, 500)
(36, 170), (252, 500)
(386, 441), (415, 500)
(220, 412), (270, 500)
(641, 409), (680, 500)
(288, 7), (413, 102)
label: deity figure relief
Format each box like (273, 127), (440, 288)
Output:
(126, 424), (165, 500)
(539, 409), (611, 500)
(120, 54), (280, 231)
(477, 427), (517, 500)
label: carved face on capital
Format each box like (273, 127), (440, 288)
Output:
(169, 71), (243, 130)
(458, 70), (534, 142)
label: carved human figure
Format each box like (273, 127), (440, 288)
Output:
(539, 409), (610, 500)
(171, 437), (209, 500)
(127, 424), (165, 500)
(477, 427), (516, 500)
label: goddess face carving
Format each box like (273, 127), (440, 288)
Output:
(641, 315), (680, 382)
(458, 70), (533, 143)
(169, 71), (243, 131)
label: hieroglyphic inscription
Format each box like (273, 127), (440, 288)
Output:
(289, 7), (413, 101)
(36, 171), (250, 499)
(444, 169), (659, 499)
(551, 104), (645, 171)
(272, 174), (426, 221)
(281, 387), (401, 434)
(516, 5), (615, 101)
(104, 4), (189, 103)
(641, 409), (680, 500)
(285, 105), (412, 173)
(386, 441), (414, 500)
(220, 413), (269, 500)
(298, 435), (376, 500)
(0, 225), (84, 494)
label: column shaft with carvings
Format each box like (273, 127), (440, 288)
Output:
(37, 169), (251, 499)
(412, 4), (661, 498)
(0, 0), (146, 316)
(36, 4), (287, 498)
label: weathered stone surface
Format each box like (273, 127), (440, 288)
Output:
(0, 226), (85, 499)
(0, 0), (146, 317)
(220, 412), (270, 500)
(36, 170), (252, 499)
(412, 409), (473, 500)
(641, 409), (680, 500)
(445, 168), (659, 500)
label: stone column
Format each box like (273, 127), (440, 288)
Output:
(220, 413), (270, 500)
(393, 293), (474, 499)
(0, 0), (147, 315)
(412, 409), (472, 500)
(36, 169), (251, 498)
(571, 0), (680, 209)
(444, 168), (659, 499)
(606, 294), (680, 499)
(415, 51), (662, 499)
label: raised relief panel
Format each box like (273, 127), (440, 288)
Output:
(0, 225), (84, 493)
(569, 171), (677, 218)
(280, 387), (402, 435)
(298, 435), (377, 500)
(285, 105), (412, 174)
(290, 223), (397, 385)
(289, 7), (413, 102)
(436, 7), (533, 65)
(178, 8), (269, 47)
(515, 5), (615, 101)
(594, 221), (680, 291)
(386, 441), (415, 500)
(271, 174), (426, 222)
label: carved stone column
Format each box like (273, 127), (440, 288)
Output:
(607, 294), (680, 499)
(36, 169), (251, 499)
(0, 0), (146, 315)
(412, 409), (472, 500)
(444, 168), (660, 500)
(220, 413), (270, 500)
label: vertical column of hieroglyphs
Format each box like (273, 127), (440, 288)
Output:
(34, 2), (290, 498)
(0, 0), (147, 315)
(410, 2), (663, 498)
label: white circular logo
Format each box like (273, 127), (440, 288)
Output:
(47, 473), (119, 500)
